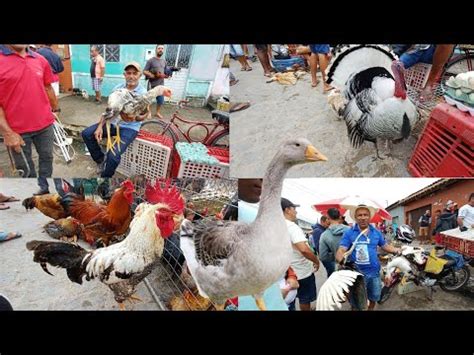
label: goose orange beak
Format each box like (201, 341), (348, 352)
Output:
(305, 145), (328, 162)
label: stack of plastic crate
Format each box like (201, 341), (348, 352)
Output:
(170, 143), (229, 178)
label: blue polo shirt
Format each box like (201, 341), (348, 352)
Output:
(110, 83), (146, 132)
(339, 224), (386, 278)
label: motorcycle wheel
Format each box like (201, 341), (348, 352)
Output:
(439, 266), (471, 292)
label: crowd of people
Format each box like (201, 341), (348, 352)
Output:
(0, 44), (177, 188)
(237, 178), (474, 311)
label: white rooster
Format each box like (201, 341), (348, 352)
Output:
(326, 45), (419, 158)
(102, 85), (172, 154)
(26, 183), (185, 310)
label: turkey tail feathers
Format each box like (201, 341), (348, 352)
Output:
(326, 45), (397, 87)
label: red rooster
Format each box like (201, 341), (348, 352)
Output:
(61, 180), (135, 246)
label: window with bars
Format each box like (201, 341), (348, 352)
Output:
(90, 44), (120, 62)
(165, 45), (193, 68)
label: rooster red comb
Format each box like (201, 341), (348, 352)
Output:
(145, 180), (185, 214)
(121, 180), (135, 191)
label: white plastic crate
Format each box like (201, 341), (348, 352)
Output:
(116, 136), (171, 180)
(397, 280), (424, 295)
(405, 63), (432, 92)
(177, 160), (229, 179)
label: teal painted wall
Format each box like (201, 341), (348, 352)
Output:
(70, 45), (225, 103)
(186, 45), (225, 99)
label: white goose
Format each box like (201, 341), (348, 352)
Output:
(180, 138), (328, 310)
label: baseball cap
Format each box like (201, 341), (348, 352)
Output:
(124, 61), (142, 72)
(281, 198), (300, 211)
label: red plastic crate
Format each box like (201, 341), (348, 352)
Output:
(408, 103), (474, 177)
(136, 130), (174, 148)
(440, 234), (474, 258)
(170, 146), (229, 178)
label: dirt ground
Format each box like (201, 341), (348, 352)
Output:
(0, 95), (217, 179)
(229, 59), (431, 178)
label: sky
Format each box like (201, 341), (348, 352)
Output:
(281, 178), (440, 224)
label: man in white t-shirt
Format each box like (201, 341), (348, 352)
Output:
(282, 197), (320, 311)
(180, 209), (195, 237)
(458, 193), (474, 230)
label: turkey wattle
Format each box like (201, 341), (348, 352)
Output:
(326, 45), (419, 159)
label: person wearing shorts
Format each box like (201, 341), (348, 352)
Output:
(90, 45), (105, 104)
(309, 44), (333, 92)
(336, 205), (401, 310)
(283, 197), (320, 311)
(229, 45), (252, 71)
(418, 210), (432, 244)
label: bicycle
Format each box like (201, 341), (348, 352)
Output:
(140, 100), (229, 149)
(443, 44), (474, 80)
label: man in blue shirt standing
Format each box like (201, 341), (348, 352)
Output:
(82, 61), (149, 178)
(309, 215), (329, 255)
(336, 205), (401, 310)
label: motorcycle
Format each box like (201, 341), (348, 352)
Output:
(378, 246), (471, 304)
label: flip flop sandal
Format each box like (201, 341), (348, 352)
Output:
(230, 102), (251, 113)
(0, 232), (22, 241)
(0, 196), (20, 203)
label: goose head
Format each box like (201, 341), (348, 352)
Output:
(275, 138), (328, 167)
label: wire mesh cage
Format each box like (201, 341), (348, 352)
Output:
(405, 63), (445, 115)
(138, 178), (238, 310)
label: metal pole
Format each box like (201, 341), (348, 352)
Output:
(144, 277), (167, 310)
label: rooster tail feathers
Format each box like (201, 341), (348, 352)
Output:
(26, 240), (89, 284)
(60, 192), (83, 212)
(22, 197), (35, 210)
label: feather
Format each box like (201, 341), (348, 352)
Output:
(316, 270), (361, 310)
(326, 45), (396, 87)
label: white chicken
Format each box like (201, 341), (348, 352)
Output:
(326, 45), (419, 158)
(26, 184), (185, 310)
(316, 269), (367, 310)
(102, 85), (172, 154)
(180, 138), (328, 310)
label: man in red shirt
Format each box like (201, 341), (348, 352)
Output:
(0, 44), (60, 195)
